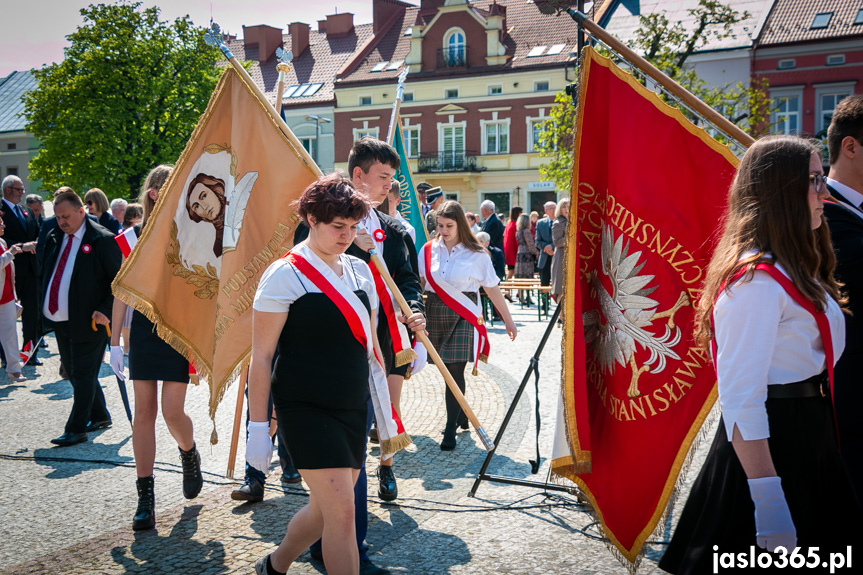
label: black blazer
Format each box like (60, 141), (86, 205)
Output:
(293, 209), (424, 315)
(39, 217), (123, 341)
(482, 213), (505, 253)
(824, 186), (863, 356)
(0, 199), (40, 276)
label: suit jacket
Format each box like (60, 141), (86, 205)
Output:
(292, 209), (424, 315)
(0, 199), (40, 277)
(39, 217), (122, 341)
(535, 216), (554, 269)
(37, 214), (98, 261)
(482, 213), (505, 253)
(824, 186), (863, 356)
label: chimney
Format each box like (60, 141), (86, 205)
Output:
(318, 19), (327, 33)
(324, 12), (354, 37)
(242, 24), (283, 63)
(288, 22), (310, 57)
(374, 0), (408, 35)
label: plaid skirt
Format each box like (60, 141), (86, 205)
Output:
(425, 291), (477, 364)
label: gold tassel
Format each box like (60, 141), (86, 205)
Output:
(210, 421), (218, 445)
(404, 365), (413, 380)
(472, 364), (478, 376)
(394, 348), (418, 367)
(380, 431), (413, 454)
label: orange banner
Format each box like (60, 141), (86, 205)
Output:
(112, 67), (317, 436)
(551, 47), (739, 563)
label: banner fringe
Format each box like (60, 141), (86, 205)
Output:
(381, 431), (412, 457)
(395, 348), (418, 367)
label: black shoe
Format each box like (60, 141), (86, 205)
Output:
(133, 475), (155, 530)
(231, 479), (264, 502)
(458, 413), (469, 431)
(59, 364), (68, 380)
(369, 425), (379, 444)
(440, 424), (457, 451)
(86, 419), (112, 432)
(281, 470), (302, 484)
(377, 465), (398, 501)
(179, 444), (203, 499)
(309, 547), (323, 562)
(359, 559), (391, 575)
(26, 357), (43, 366)
(50, 432), (87, 446)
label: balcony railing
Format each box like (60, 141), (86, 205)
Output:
(417, 151), (483, 173)
(436, 46), (468, 69)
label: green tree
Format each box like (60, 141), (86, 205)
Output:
(538, 0), (771, 192)
(24, 2), (222, 199)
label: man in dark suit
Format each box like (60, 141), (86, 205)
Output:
(822, 94), (863, 501)
(1, 176), (41, 364)
(480, 199), (505, 253)
(40, 188), (122, 446)
(534, 201), (557, 287)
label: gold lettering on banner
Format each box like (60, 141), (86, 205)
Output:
(222, 222), (292, 300)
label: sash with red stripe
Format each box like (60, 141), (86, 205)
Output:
(283, 246), (411, 455)
(423, 240), (490, 375)
(368, 262), (416, 368)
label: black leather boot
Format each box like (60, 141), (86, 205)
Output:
(133, 476), (155, 530)
(377, 465), (398, 501)
(179, 443), (203, 499)
(440, 423), (457, 451)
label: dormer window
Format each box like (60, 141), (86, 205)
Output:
(444, 29), (466, 66)
(811, 12), (832, 29)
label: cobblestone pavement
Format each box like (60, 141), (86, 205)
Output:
(0, 301), (712, 574)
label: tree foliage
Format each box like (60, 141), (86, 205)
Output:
(538, 0), (772, 192)
(24, 3), (222, 199)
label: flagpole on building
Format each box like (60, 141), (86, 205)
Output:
(386, 69), (409, 145)
(204, 24), (496, 453)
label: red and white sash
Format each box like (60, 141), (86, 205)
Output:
(423, 239), (490, 375)
(284, 244), (411, 457)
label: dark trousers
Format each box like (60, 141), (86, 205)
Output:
(539, 262), (552, 287)
(16, 272), (40, 347)
(834, 356), (863, 504)
(53, 321), (110, 434)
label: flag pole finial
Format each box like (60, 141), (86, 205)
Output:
(203, 20), (234, 60)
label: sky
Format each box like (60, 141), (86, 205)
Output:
(1, 0), (381, 77)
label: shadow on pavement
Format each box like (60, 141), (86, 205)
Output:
(33, 436), (132, 479)
(372, 505), (470, 574)
(0, 382), (25, 400)
(30, 378), (73, 401)
(110, 504), (227, 573)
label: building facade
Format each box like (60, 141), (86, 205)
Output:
(0, 71), (40, 193)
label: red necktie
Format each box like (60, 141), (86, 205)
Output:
(48, 235), (74, 315)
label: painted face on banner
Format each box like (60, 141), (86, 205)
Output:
(189, 181), (225, 223)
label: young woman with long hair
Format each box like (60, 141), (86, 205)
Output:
(109, 164), (204, 531)
(420, 200), (517, 450)
(659, 136), (861, 573)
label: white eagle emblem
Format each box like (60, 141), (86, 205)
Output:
(582, 224), (690, 398)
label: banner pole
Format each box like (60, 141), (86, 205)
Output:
(567, 9), (755, 148)
(386, 69), (409, 145)
(225, 366), (248, 479)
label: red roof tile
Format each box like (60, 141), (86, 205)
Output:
(758, 0), (863, 46)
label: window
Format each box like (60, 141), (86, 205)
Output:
(387, 60), (403, 71)
(483, 120), (509, 154)
(817, 87), (852, 133)
(444, 29), (465, 66)
(547, 44), (566, 55)
(489, 85), (502, 95)
(6, 143), (16, 150)
(811, 12), (832, 29)
(529, 118), (546, 152)
(444, 192), (459, 202)
(300, 137), (317, 159)
(771, 91), (802, 135)
(484, 192), (510, 216)
(6, 167), (18, 176)
(535, 81), (550, 92)
(371, 62), (388, 72)
(353, 126), (380, 140)
(527, 46), (547, 57)
(439, 122), (465, 169)
(359, 96), (372, 106)
(404, 126), (420, 158)
(856, 9), (863, 25)
(403, 92), (414, 102)
(826, 54), (845, 66)
(445, 88), (459, 99)
(777, 59), (795, 70)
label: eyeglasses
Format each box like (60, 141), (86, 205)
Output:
(809, 173), (826, 192)
(10, 186), (24, 192)
(86, 200), (94, 205)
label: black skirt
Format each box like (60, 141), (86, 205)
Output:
(128, 310), (190, 383)
(660, 390), (861, 574)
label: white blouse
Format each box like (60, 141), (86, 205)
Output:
(419, 240), (500, 294)
(714, 264), (845, 441)
(253, 249), (379, 314)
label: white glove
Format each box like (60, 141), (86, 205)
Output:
(411, 340), (428, 374)
(245, 421), (273, 474)
(109, 346), (125, 380)
(748, 476), (797, 552)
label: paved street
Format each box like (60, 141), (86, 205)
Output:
(0, 301), (712, 574)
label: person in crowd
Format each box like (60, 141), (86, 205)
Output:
(514, 213), (539, 304)
(111, 198), (128, 223)
(26, 194), (44, 231)
(465, 212), (481, 235)
(420, 200), (517, 451)
(84, 188), (121, 234)
(249, 174), (419, 575)
(40, 188), (121, 446)
(529, 210), (539, 237)
(1, 176), (40, 365)
(503, 206), (522, 285)
(821, 94), (863, 502)
(659, 136), (862, 574)
(476, 231), (505, 280)
(379, 181), (416, 243)
(550, 199), (569, 301)
(294, 137), (424, 575)
(122, 203), (143, 230)
(416, 182), (431, 218)
(425, 186), (443, 236)
(534, 201), (556, 287)
(0, 217), (25, 382)
(108, 165), (203, 531)
(480, 199), (504, 253)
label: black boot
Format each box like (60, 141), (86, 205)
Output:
(179, 443), (203, 499)
(377, 465), (398, 501)
(440, 423), (457, 451)
(133, 475), (155, 530)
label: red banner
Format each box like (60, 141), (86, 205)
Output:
(551, 47), (739, 562)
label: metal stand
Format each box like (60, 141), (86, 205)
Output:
(468, 304), (575, 497)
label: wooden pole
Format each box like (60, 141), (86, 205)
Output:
(225, 366), (248, 479)
(386, 69), (408, 145)
(568, 9), (755, 148)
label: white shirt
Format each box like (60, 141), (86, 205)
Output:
(826, 177), (863, 220)
(361, 210), (385, 256)
(253, 252), (378, 314)
(394, 211), (416, 242)
(714, 263), (845, 441)
(42, 223), (86, 322)
(419, 240), (500, 293)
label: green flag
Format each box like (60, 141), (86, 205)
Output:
(392, 121), (429, 254)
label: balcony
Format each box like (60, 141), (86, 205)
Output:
(436, 46), (468, 69)
(417, 151), (484, 173)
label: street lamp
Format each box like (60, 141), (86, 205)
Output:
(304, 114), (332, 165)
(514, 186), (522, 209)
